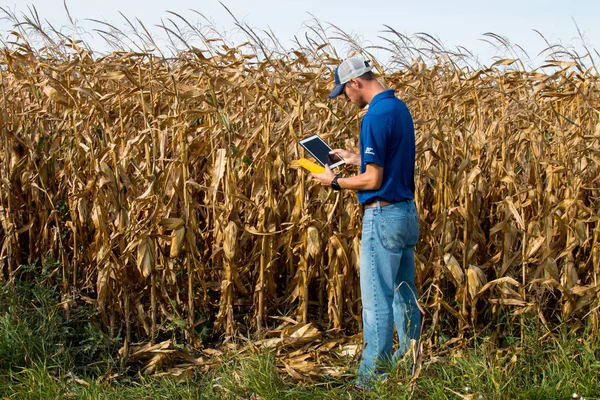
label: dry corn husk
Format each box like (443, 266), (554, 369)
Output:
(223, 221), (239, 262)
(306, 226), (321, 257)
(137, 238), (155, 279)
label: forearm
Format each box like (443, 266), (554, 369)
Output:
(337, 169), (381, 191)
(311, 163), (382, 191)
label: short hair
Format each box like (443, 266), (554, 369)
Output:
(358, 71), (376, 81)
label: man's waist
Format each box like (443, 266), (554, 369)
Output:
(363, 199), (411, 210)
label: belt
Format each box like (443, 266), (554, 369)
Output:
(363, 200), (394, 210)
(363, 199), (410, 210)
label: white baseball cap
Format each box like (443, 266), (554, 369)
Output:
(328, 57), (373, 98)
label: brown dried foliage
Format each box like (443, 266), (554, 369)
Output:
(1, 35), (600, 366)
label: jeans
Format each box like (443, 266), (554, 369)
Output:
(357, 200), (421, 385)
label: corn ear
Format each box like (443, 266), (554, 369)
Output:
(159, 218), (185, 230)
(223, 221), (239, 261)
(170, 227), (186, 258)
(290, 158), (325, 174)
(306, 225), (321, 257)
(137, 238), (155, 279)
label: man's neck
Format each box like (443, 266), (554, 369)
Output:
(364, 80), (386, 105)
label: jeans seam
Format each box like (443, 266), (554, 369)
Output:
(369, 219), (379, 358)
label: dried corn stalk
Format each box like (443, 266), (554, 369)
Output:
(1, 20), (599, 359)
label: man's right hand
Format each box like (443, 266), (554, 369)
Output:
(330, 149), (360, 166)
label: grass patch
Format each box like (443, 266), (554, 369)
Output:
(0, 337), (599, 399)
(1, 274), (599, 399)
(409, 331), (600, 399)
(0, 262), (120, 373)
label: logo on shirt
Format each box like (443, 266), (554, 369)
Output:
(365, 147), (375, 155)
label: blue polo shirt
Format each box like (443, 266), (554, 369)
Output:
(358, 89), (416, 205)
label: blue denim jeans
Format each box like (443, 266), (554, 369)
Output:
(356, 200), (421, 385)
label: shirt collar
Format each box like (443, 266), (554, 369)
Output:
(369, 89), (395, 108)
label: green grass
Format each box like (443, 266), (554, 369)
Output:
(2, 339), (599, 400)
(1, 273), (599, 399)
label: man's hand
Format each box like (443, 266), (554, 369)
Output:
(311, 164), (337, 187)
(330, 149), (360, 166)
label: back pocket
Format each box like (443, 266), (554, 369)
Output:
(376, 217), (410, 251)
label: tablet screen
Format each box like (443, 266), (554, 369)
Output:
(299, 135), (344, 168)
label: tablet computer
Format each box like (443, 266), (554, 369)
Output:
(299, 134), (345, 169)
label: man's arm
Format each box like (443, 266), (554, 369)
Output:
(311, 163), (383, 191)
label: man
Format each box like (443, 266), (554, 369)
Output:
(311, 57), (421, 387)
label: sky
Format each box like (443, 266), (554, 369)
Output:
(1, 0), (599, 68)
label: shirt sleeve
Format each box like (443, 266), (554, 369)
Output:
(361, 115), (387, 167)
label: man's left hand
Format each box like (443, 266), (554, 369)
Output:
(311, 165), (337, 187)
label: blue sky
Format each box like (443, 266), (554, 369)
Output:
(1, 0), (598, 67)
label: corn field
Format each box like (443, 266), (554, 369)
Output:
(1, 12), (600, 376)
